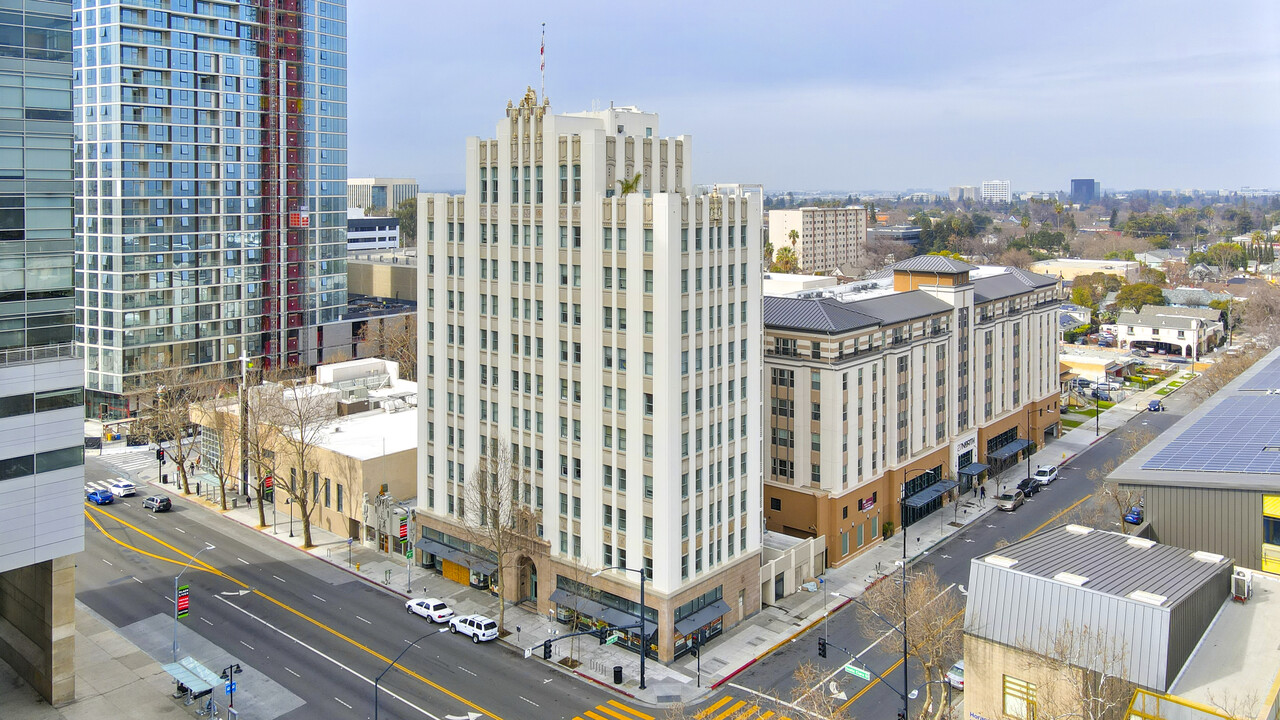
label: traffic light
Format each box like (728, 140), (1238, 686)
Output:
(818, 636), (827, 658)
(542, 641), (552, 660)
(156, 448), (164, 462)
(599, 631), (607, 646)
(689, 636), (700, 658)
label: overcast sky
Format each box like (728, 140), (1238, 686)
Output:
(347, 1), (1280, 194)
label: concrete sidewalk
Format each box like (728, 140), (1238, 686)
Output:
(70, 368), (1193, 710)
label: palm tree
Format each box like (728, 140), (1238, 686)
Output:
(617, 172), (642, 195)
(771, 246), (800, 273)
(763, 240), (774, 264)
(787, 229), (799, 248)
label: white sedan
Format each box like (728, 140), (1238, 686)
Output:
(109, 479), (137, 497)
(405, 598), (454, 623)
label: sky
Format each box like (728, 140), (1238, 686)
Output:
(347, 1), (1280, 195)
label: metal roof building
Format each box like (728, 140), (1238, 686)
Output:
(964, 525), (1233, 691)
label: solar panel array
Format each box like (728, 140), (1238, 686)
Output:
(1142, 395), (1280, 473)
(1240, 355), (1280, 391)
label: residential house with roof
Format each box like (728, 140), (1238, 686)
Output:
(1109, 347), (1280, 573)
(1162, 287), (1235, 310)
(1103, 307), (1223, 357)
(965, 526), (1236, 720)
(762, 257), (1062, 568)
(1134, 248), (1190, 269)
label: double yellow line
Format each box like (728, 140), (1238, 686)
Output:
(835, 492), (1095, 712)
(85, 504), (503, 720)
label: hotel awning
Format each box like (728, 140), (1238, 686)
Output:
(414, 538), (497, 575)
(988, 438), (1031, 461)
(549, 588), (638, 630)
(958, 462), (989, 476)
(903, 480), (958, 509)
(675, 599), (733, 636)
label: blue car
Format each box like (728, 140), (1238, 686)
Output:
(1147, 400), (1163, 412)
(86, 488), (114, 505)
(1124, 506), (1143, 524)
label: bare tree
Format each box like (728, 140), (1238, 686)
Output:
(130, 366), (218, 495)
(855, 565), (962, 720)
(206, 397), (243, 511)
(997, 248), (1034, 269)
(1203, 688), (1261, 720)
(660, 662), (853, 720)
(1188, 349), (1266, 401)
(462, 437), (536, 634)
(1030, 624), (1136, 720)
(358, 315), (418, 381)
(255, 374), (338, 548)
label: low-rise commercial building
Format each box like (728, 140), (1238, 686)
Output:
(347, 208), (400, 252)
(1110, 348), (1280, 573)
(348, 177), (419, 212)
(762, 257), (1061, 568)
(965, 526), (1238, 720)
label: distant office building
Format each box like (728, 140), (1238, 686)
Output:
(1070, 178), (1101, 205)
(417, 92), (766, 661)
(867, 225), (922, 246)
(0, 0), (82, 706)
(949, 186), (978, 203)
(348, 177), (418, 212)
(980, 180), (1011, 204)
(347, 208), (399, 252)
(768, 206), (868, 273)
(75, 1), (349, 416)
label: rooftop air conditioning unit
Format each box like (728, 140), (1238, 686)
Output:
(1232, 568), (1252, 603)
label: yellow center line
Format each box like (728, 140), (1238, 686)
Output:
(1022, 493), (1093, 539)
(85, 505), (505, 720)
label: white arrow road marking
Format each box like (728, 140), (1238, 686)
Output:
(444, 714), (482, 720)
(832, 691), (848, 700)
(963, 538), (975, 543)
(214, 595), (443, 720)
(220, 590), (252, 597)
(959, 585), (968, 596)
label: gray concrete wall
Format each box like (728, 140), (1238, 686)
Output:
(0, 556), (76, 706)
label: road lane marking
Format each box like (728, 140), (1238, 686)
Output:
(285, 667), (300, 677)
(1022, 493), (1094, 539)
(201, 618), (213, 626)
(214, 595), (442, 720)
(133, 576), (143, 583)
(174, 527), (186, 533)
(87, 505), (501, 720)
(458, 666), (476, 677)
(102, 559), (113, 566)
(311, 594), (326, 602)
(837, 608), (965, 712)
(356, 615), (371, 624)
(336, 697), (352, 709)
(237, 557), (249, 565)
(241, 641), (255, 650)
(519, 696), (539, 707)
(272, 575), (286, 583)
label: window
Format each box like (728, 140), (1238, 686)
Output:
(1002, 676), (1037, 720)
(770, 497), (781, 511)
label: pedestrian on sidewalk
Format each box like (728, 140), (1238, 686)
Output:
(979, 485), (986, 503)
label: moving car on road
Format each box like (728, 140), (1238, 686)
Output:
(996, 490), (1026, 512)
(449, 614), (499, 643)
(406, 598), (454, 623)
(86, 489), (114, 505)
(142, 495), (171, 512)
(1148, 399), (1164, 412)
(1032, 465), (1058, 486)
(109, 479), (136, 497)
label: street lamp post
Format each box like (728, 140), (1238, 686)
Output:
(287, 497), (294, 538)
(173, 543), (215, 663)
(592, 565), (648, 690)
(831, 589), (911, 720)
(909, 679), (955, 720)
(374, 630), (441, 720)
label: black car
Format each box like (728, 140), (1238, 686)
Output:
(1016, 478), (1040, 497)
(142, 495), (172, 512)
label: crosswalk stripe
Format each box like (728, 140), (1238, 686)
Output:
(695, 697), (733, 719)
(711, 700), (746, 720)
(596, 706), (639, 720)
(757, 712), (775, 720)
(584, 711), (609, 720)
(606, 700), (654, 720)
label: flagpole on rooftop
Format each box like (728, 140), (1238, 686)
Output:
(540, 23), (546, 101)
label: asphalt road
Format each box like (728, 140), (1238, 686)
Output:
(703, 394), (1191, 720)
(78, 456), (633, 720)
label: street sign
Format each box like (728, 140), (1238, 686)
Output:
(406, 546), (414, 560)
(176, 584), (190, 618)
(225, 681), (236, 693)
(398, 514), (409, 540)
(844, 664), (871, 681)
(604, 633), (620, 646)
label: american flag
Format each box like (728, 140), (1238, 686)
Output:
(540, 24), (545, 73)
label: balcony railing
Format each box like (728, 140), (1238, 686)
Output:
(0, 342), (80, 367)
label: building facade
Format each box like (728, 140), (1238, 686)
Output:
(1104, 307), (1223, 358)
(0, 0), (82, 705)
(768, 206), (867, 273)
(981, 180), (1011, 204)
(762, 257), (1061, 568)
(347, 208), (399, 252)
(416, 92), (764, 661)
(1070, 178), (1101, 205)
(348, 177), (417, 212)
(74, 0), (349, 417)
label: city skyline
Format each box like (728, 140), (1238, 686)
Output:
(348, 1), (1280, 193)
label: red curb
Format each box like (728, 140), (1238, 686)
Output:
(711, 596), (855, 690)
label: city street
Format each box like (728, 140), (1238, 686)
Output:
(78, 456), (639, 720)
(691, 392), (1190, 720)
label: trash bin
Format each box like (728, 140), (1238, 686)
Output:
(613, 665), (623, 684)
(232, 499), (238, 509)
(161, 473), (168, 484)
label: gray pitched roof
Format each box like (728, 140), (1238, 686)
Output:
(1163, 287), (1234, 307)
(1115, 311), (1201, 330)
(762, 296), (880, 334)
(845, 289), (953, 324)
(888, 255), (978, 273)
(1143, 306), (1222, 322)
(972, 267), (1059, 302)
